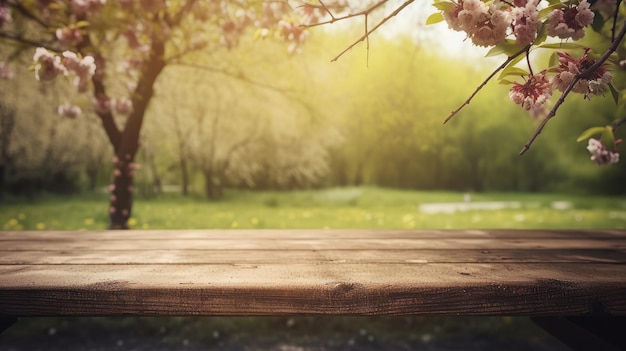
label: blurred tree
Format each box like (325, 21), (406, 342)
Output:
(0, 0), (303, 227)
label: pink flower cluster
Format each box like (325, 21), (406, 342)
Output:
(57, 103), (82, 118)
(61, 51), (96, 93)
(56, 26), (83, 47)
(587, 138), (620, 165)
(93, 96), (133, 115)
(443, 0), (510, 47)
(33, 48), (96, 87)
(508, 50), (611, 112)
(546, 0), (594, 40)
(33, 48), (67, 81)
(551, 50), (612, 97)
(33, 48), (100, 118)
(508, 71), (552, 116)
(0, 3), (11, 27)
(441, 0), (595, 47)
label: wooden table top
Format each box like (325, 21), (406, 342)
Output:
(1, 229), (625, 316)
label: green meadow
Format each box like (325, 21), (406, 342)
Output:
(2, 187), (625, 231)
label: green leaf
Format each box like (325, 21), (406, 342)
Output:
(498, 79), (514, 85)
(609, 82), (619, 104)
(432, 1), (455, 11)
(591, 10), (605, 33)
(498, 66), (529, 80)
(538, 3), (566, 20)
(576, 126), (607, 142)
(426, 12), (444, 25)
(75, 21), (90, 28)
(601, 126), (616, 149)
(548, 51), (560, 68)
(538, 42), (585, 50)
(485, 41), (526, 57)
(534, 23), (548, 46)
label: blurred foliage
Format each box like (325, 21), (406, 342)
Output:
(1, 23), (625, 198)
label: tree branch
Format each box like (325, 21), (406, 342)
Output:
(520, 20), (626, 155)
(611, 116), (626, 131)
(0, 32), (58, 51)
(165, 0), (197, 27)
(444, 45), (530, 124)
(7, 1), (49, 28)
(302, 0), (389, 28)
(329, 0), (414, 62)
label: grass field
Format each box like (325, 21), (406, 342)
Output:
(2, 186), (626, 230)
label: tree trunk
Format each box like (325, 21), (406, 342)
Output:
(180, 156), (189, 196)
(204, 170), (223, 200)
(105, 34), (166, 229)
(109, 157), (134, 229)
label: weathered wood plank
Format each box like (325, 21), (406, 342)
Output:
(3, 238), (625, 251)
(1, 229), (624, 241)
(0, 230), (625, 317)
(1, 263), (625, 316)
(1, 249), (625, 265)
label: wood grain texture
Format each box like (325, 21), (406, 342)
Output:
(0, 230), (625, 317)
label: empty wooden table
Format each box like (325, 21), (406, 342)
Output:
(1, 229), (625, 349)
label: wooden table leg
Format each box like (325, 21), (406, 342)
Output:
(0, 316), (17, 335)
(531, 317), (626, 351)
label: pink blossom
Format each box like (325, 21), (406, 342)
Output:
(56, 27), (83, 47)
(442, 0), (510, 47)
(443, 0), (489, 33)
(61, 51), (96, 92)
(551, 50), (612, 97)
(57, 103), (82, 118)
(546, 0), (594, 41)
(0, 62), (13, 80)
(94, 96), (111, 114)
(470, 6), (510, 47)
(71, 0), (106, 16)
(115, 97), (133, 115)
(511, 0), (541, 46)
(0, 4), (12, 27)
(587, 138), (619, 165)
(108, 184), (115, 191)
(509, 72), (552, 114)
(33, 47), (67, 81)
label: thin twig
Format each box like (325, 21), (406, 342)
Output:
(0, 32), (58, 51)
(301, 0), (389, 28)
(612, 0), (622, 42)
(526, 48), (533, 76)
(611, 116), (626, 131)
(520, 20), (626, 155)
(443, 45), (530, 124)
(8, 1), (48, 28)
(365, 14), (369, 67)
(330, 0), (414, 62)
